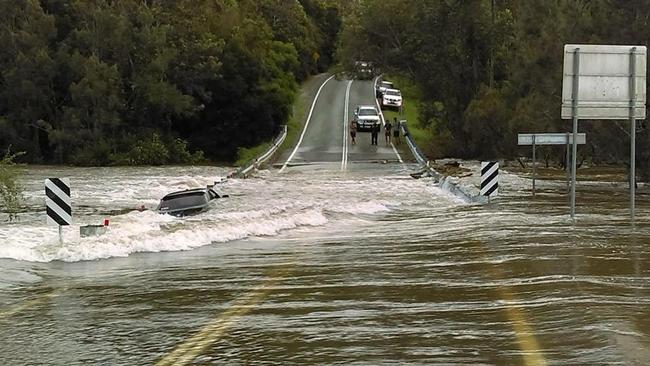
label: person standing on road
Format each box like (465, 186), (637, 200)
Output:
(371, 123), (379, 145)
(385, 120), (392, 144)
(349, 119), (357, 145)
(393, 117), (400, 145)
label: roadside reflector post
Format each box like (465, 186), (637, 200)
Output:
(45, 178), (72, 244)
(480, 161), (499, 203)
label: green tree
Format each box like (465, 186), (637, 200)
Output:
(0, 0), (56, 162)
(256, 0), (321, 80)
(1, 0), (341, 165)
(0, 149), (25, 221)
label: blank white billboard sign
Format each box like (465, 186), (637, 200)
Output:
(562, 44), (646, 120)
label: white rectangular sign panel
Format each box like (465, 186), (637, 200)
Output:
(562, 44), (646, 120)
(518, 133), (586, 145)
(45, 178), (72, 226)
(480, 162), (498, 197)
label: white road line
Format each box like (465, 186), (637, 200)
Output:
(390, 142), (404, 163)
(373, 77), (404, 164)
(341, 80), (352, 170)
(279, 75), (336, 173)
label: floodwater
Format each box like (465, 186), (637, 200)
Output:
(0, 164), (649, 365)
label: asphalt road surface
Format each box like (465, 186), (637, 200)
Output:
(278, 76), (407, 169)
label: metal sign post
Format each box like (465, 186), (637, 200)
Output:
(561, 44), (647, 220)
(518, 133), (586, 196)
(570, 48), (580, 219)
(532, 135), (536, 195)
(565, 133), (571, 192)
(629, 47), (637, 219)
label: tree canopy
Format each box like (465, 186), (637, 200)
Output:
(0, 0), (341, 165)
(339, 0), (650, 179)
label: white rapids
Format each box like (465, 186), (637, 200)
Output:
(0, 164), (462, 262)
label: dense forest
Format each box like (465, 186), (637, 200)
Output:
(338, 0), (650, 180)
(0, 0), (340, 165)
(3, 0), (649, 179)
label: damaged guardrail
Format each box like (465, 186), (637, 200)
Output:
(399, 121), (477, 203)
(236, 125), (288, 178)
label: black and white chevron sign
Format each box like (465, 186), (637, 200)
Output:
(480, 162), (499, 197)
(45, 178), (72, 226)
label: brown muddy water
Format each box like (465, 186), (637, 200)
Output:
(0, 164), (648, 365)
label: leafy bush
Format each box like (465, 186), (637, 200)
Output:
(168, 138), (205, 165)
(235, 143), (271, 167)
(70, 139), (112, 166)
(109, 133), (203, 166)
(0, 149), (25, 221)
(125, 133), (169, 166)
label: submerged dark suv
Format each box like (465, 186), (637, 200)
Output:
(156, 187), (226, 217)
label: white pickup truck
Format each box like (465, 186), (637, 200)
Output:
(376, 80), (394, 98)
(354, 105), (381, 131)
(382, 88), (402, 110)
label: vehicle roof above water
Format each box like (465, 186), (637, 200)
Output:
(162, 188), (209, 200)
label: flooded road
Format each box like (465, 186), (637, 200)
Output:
(0, 164), (649, 365)
(1, 76), (650, 365)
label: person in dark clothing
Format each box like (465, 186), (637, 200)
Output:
(371, 124), (379, 145)
(349, 119), (357, 145)
(385, 120), (392, 144)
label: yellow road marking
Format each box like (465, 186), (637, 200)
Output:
(156, 267), (291, 366)
(0, 290), (58, 321)
(485, 259), (547, 366)
(494, 285), (547, 366)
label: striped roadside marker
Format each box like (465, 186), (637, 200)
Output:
(480, 162), (499, 198)
(45, 178), (72, 226)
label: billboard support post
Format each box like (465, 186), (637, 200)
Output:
(629, 47), (637, 219)
(570, 48), (580, 219)
(562, 44), (646, 221)
(565, 133), (571, 192)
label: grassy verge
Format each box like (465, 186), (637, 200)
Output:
(235, 74), (327, 167)
(379, 74), (430, 156)
(279, 97), (307, 155)
(234, 142), (271, 167)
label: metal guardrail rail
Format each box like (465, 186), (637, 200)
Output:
(236, 125), (288, 177)
(399, 122), (477, 203)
